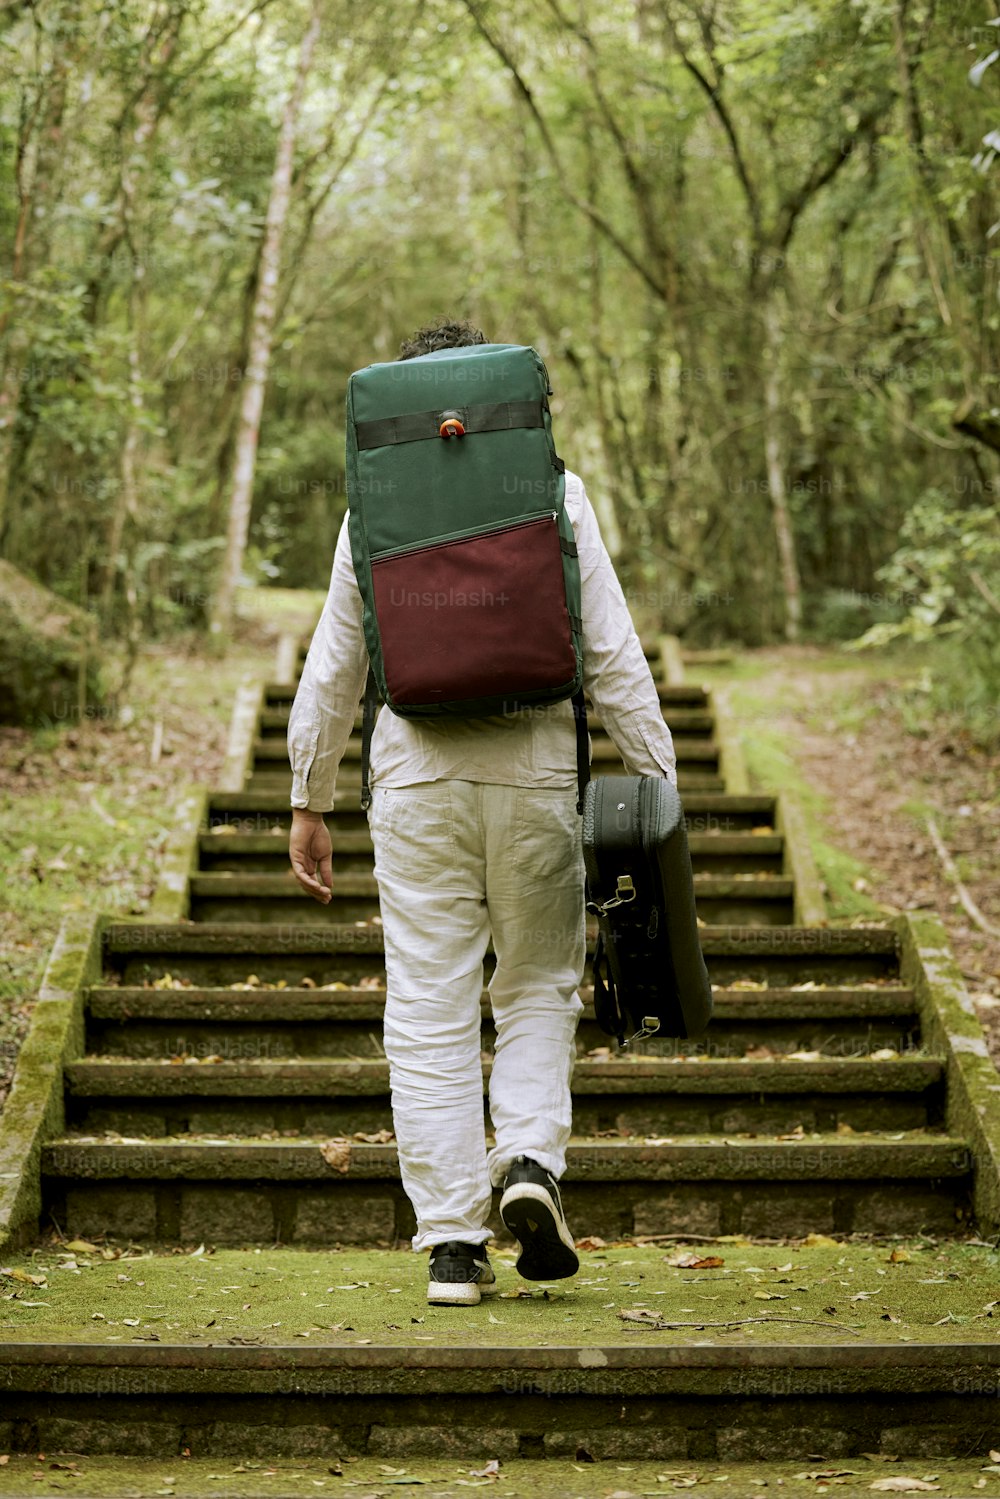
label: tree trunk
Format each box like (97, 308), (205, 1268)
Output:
(209, 0), (322, 639)
(762, 291), (802, 642)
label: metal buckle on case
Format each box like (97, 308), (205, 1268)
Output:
(621, 1015), (661, 1052)
(585, 874), (636, 917)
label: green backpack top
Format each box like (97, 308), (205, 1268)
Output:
(345, 342), (588, 808)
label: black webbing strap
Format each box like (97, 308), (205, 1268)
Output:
(560, 535), (578, 557)
(359, 665), (380, 811)
(356, 399), (547, 451)
(572, 687), (589, 815)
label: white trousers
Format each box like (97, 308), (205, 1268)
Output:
(367, 780), (586, 1252)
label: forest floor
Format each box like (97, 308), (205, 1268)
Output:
(1, 622), (998, 1109)
(0, 588), (326, 1109)
(698, 643), (1000, 1072)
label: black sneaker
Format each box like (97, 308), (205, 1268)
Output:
(499, 1155), (580, 1281)
(427, 1240), (499, 1306)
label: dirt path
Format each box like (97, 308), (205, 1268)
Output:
(722, 646), (1000, 1071)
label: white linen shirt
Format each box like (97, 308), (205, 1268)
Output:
(288, 469), (677, 811)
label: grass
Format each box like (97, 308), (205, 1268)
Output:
(0, 607), (283, 1076)
(2, 1454), (999, 1498)
(2, 1239), (998, 1349)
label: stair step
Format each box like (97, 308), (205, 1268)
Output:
(84, 983), (920, 1061)
(252, 737), (721, 768)
(103, 921), (897, 956)
(42, 1132), (972, 1181)
(260, 706), (718, 736)
(197, 829), (786, 877)
(243, 770), (728, 795)
(66, 1053), (944, 1137)
(185, 872), (794, 926)
(41, 1133), (974, 1243)
(205, 790), (777, 835)
(65, 1055), (943, 1096)
(87, 982), (917, 1024)
(101, 922), (901, 989)
(264, 681), (711, 708)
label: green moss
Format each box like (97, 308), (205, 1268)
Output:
(0, 1455), (996, 1499)
(2, 1240), (997, 1349)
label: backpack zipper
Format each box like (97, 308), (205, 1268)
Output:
(370, 510), (558, 563)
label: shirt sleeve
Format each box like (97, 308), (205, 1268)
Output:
(569, 473), (678, 785)
(287, 512), (370, 812)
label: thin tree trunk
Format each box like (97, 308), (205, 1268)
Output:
(209, 0), (322, 638)
(762, 292), (802, 642)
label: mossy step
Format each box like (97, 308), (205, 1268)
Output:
(2, 1244), (998, 1466)
(88, 983), (913, 1025)
(42, 1133), (971, 1181)
(64, 1055), (944, 1097)
(1, 1460), (993, 1499)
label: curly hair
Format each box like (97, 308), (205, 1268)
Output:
(397, 318), (489, 360)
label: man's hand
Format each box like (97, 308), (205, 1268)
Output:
(289, 809), (333, 903)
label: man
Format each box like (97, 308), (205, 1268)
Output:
(288, 319), (676, 1306)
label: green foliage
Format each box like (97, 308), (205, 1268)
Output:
(0, 0), (997, 751)
(845, 493), (1000, 743)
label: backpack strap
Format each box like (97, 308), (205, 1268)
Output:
(572, 687), (589, 814)
(356, 398), (548, 450)
(359, 665), (380, 812)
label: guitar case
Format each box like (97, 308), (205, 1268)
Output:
(582, 775), (713, 1047)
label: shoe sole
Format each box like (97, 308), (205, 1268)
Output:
(426, 1277), (499, 1307)
(499, 1182), (580, 1281)
(427, 1281), (481, 1306)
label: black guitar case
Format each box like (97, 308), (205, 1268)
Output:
(582, 775), (713, 1047)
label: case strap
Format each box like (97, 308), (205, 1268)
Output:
(572, 687), (589, 815)
(356, 399), (547, 450)
(359, 665), (380, 811)
(591, 933), (625, 1046)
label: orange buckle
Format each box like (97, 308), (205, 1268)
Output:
(439, 413), (465, 439)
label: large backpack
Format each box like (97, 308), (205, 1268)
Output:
(345, 342), (588, 808)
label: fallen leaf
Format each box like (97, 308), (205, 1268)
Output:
(63, 1239), (100, 1254)
(869, 1480), (940, 1492)
(0, 1268), (47, 1286)
(664, 1253), (725, 1269)
(469, 1459), (501, 1477)
(575, 1236), (607, 1251)
(753, 1292), (787, 1300)
(888, 1249), (912, 1264)
(320, 1139), (352, 1173)
(795, 1471), (860, 1481)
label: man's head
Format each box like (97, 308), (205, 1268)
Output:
(398, 318), (489, 361)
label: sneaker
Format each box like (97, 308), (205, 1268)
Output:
(427, 1240), (499, 1306)
(499, 1155), (580, 1281)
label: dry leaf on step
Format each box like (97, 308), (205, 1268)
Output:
(319, 1140), (352, 1173)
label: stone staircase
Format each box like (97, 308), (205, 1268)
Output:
(36, 639), (976, 1243)
(2, 631), (998, 1466)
